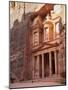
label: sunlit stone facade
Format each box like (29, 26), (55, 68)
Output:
(31, 14), (65, 80)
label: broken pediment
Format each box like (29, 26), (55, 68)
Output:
(32, 15), (43, 29)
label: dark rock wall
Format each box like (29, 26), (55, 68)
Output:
(10, 14), (32, 83)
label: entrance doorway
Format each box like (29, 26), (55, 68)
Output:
(51, 51), (55, 74)
(39, 55), (42, 78)
(34, 56), (37, 77)
(44, 53), (49, 77)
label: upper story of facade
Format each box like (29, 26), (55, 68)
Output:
(31, 14), (61, 44)
(31, 13), (65, 51)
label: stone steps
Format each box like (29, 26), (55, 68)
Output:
(32, 75), (64, 83)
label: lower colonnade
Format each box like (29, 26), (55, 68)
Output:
(33, 50), (59, 79)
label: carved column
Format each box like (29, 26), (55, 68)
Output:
(54, 50), (58, 75)
(42, 54), (44, 78)
(49, 52), (52, 76)
(32, 56), (35, 79)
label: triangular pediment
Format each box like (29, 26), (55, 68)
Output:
(32, 40), (59, 53)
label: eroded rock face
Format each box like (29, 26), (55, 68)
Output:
(10, 14), (32, 82)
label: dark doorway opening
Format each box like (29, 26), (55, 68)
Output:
(34, 56), (37, 76)
(44, 53), (49, 77)
(39, 55), (42, 78)
(51, 51), (55, 74)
